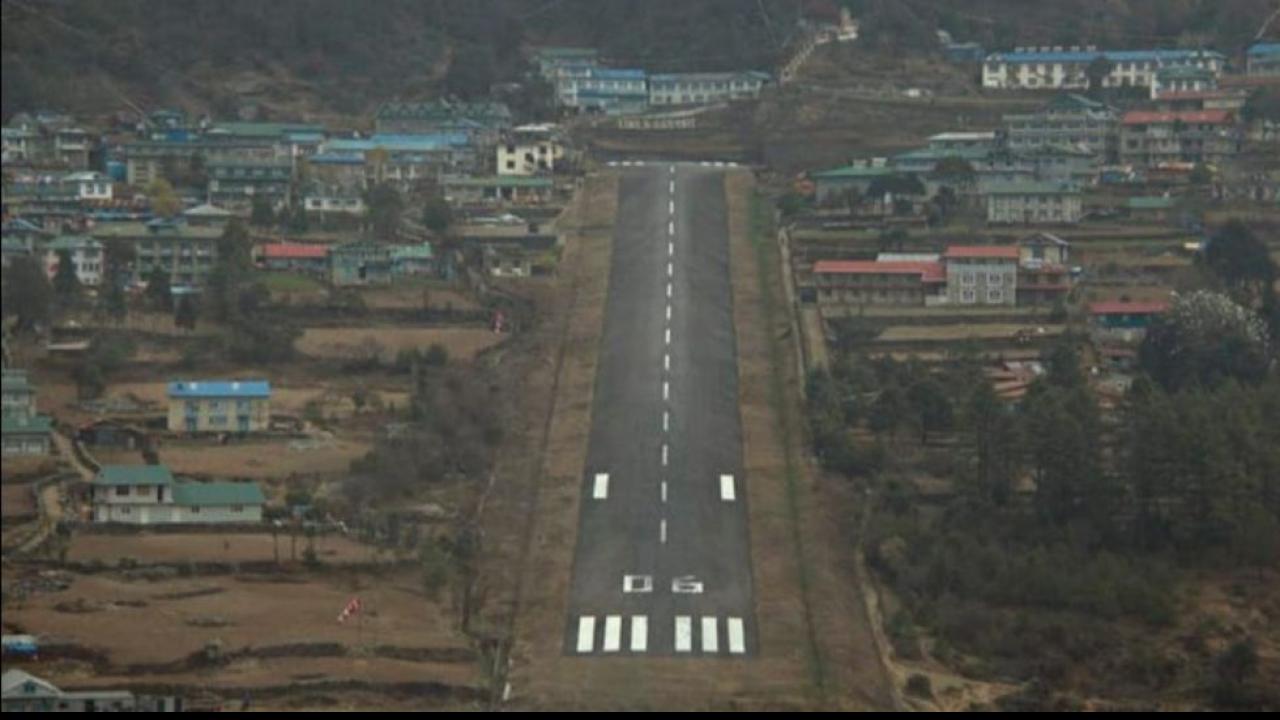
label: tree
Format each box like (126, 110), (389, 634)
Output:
(1202, 221), (1277, 309)
(99, 276), (128, 324)
(906, 378), (953, 444)
(365, 182), (404, 241)
(1140, 291), (1272, 392)
(967, 382), (1021, 506)
(444, 43), (497, 100)
(250, 195), (276, 227)
(422, 196), (453, 235)
(147, 178), (182, 218)
(869, 385), (908, 440)
(1085, 56), (1115, 95)
(144, 266), (172, 311)
(52, 248), (83, 306)
(1, 256), (54, 332)
(174, 294), (199, 331)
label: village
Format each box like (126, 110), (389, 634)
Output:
(2, 2), (1278, 712)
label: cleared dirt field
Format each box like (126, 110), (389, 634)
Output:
(66, 531), (382, 565)
(3, 568), (470, 666)
(876, 323), (1066, 343)
(360, 284), (484, 312)
(298, 326), (503, 361)
(150, 436), (373, 480)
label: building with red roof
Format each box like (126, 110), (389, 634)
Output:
(1120, 109), (1240, 168)
(258, 242), (330, 273)
(812, 260), (946, 306)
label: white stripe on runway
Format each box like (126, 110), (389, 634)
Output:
(669, 199), (675, 215)
(603, 615), (622, 652)
(669, 180), (675, 194)
(666, 282), (673, 299)
(674, 616), (692, 652)
(669, 165), (675, 175)
(593, 473), (609, 499)
(665, 327), (671, 345)
(667, 261), (673, 277)
(666, 305), (672, 323)
(668, 220), (675, 235)
(661, 481), (668, 502)
(727, 617), (746, 654)
(701, 616), (719, 653)
(664, 352), (670, 371)
(663, 410), (669, 432)
(668, 241), (674, 256)
(630, 616), (648, 652)
(577, 616), (596, 653)
(663, 380), (669, 400)
(662, 443), (668, 466)
(719, 474), (735, 501)
(660, 518), (667, 544)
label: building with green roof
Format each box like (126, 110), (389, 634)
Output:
(1, 369), (51, 456)
(91, 464), (264, 524)
(811, 163), (895, 202)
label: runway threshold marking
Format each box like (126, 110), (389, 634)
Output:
(674, 616), (693, 652)
(701, 617), (719, 653)
(577, 616), (596, 653)
(727, 618), (746, 654)
(593, 473), (609, 499)
(719, 474), (735, 501)
(603, 615), (622, 652)
(631, 616), (649, 652)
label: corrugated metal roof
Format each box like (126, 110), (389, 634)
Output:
(262, 243), (329, 260)
(2, 414), (52, 435)
(1121, 109), (1233, 125)
(172, 480), (265, 507)
(987, 48), (1224, 64)
(943, 245), (1020, 259)
(96, 464), (174, 486)
(167, 380), (271, 398)
(813, 260), (946, 282)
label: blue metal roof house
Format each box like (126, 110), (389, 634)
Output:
(167, 380), (271, 434)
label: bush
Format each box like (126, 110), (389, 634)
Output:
(905, 673), (934, 699)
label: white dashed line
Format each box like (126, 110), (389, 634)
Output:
(664, 352), (670, 371)
(662, 380), (669, 400)
(728, 617), (746, 654)
(668, 241), (674, 256)
(661, 481), (668, 502)
(701, 617), (719, 653)
(666, 305), (672, 323)
(662, 443), (668, 466)
(577, 616), (596, 653)
(669, 180), (675, 194)
(669, 199), (675, 215)
(674, 616), (692, 652)
(665, 327), (671, 345)
(668, 220), (675, 236)
(660, 518), (667, 544)
(666, 283), (672, 299)
(630, 616), (649, 652)
(669, 165), (675, 175)
(720, 474), (735, 501)
(667, 261), (673, 278)
(593, 473), (609, 499)
(663, 410), (669, 432)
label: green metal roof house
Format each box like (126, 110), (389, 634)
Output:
(91, 464), (265, 525)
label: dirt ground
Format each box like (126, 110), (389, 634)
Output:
(65, 531), (384, 565)
(2, 482), (38, 518)
(2, 567), (470, 666)
(145, 436), (373, 480)
(297, 326), (504, 362)
(877, 323), (1066, 343)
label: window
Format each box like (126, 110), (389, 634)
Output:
(988, 289), (1004, 303)
(988, 273), (1003, 285)
(190, 506), (201, 514)
(115, 485), (130, 497)
(961, 273), (976, 286)
(961, 289), (977, 304)
(231, 505), (244, 512)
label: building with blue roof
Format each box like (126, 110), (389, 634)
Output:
(557, 67), (649, 113)
(648, 71), (770, 107)
(983, 46), (1225, 91)
(167, 380), (271, 433)
(1247, 42), (1280, 76)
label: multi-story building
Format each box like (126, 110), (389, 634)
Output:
(496, 124), (563, 176)
(647, 71), (770, 106)
(984, 181), (1082, 224)
(91, 219), (222, 287)
(1150, 64), (1217, 100)
(258, 242), (330, 274)
(90, 464), (264, 525)
(983, 48), (1225, 91)
(1003, 93), (1119, 162)
(557, 68), (648, 114)
(374, 100), (511, 147)
(206, 158), (294, 211)
(43, 235), (104, 287)
(943, 246), (1019, 306)
(167, 380), (271, 434)
(1, 370), (51, 456)
(1016, 232), (1073, 306)
(329, 241), (393, 286)
(811, 260), (947, 306)
(1119, 109), (1240, 167)
(1246, 42), (1280, 76)
(442, 175), (555, 205)
(533, 47), (601, 79)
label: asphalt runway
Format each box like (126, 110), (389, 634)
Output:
(564, 163), (755, 657)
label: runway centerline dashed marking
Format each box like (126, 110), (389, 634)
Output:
(666, 282), (673, 299)
(662, 443), (668, 466)
(663, 410), (669, 432)
(661, 481), (668, 502)
(668, 220), (675, 236)
(667, 261), (673, 278)
(593, 473), (609, 500)
(666, 305), (672, 323)
(669, 199), (675, 215)
(668, 241), (674, 256)
(664, 352), (670, 371)
(720, 474), (736, 501)
(662, 379), (669, 400)
(665, 327), (671, 345)
(660, 518), (667, 544)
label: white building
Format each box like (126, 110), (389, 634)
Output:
(647, 71), (771, 106)
(942, 246), (1019, 306)
(60, 171), (114, 202)
(496, 124), (563, 176)
(43, 235), (104, 287)
(983, 47), (1225, 91)
(91, 464), (265, 525)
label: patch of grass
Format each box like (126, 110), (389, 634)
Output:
(750, 192), (827, 694)
(258, 272), (324, 293)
